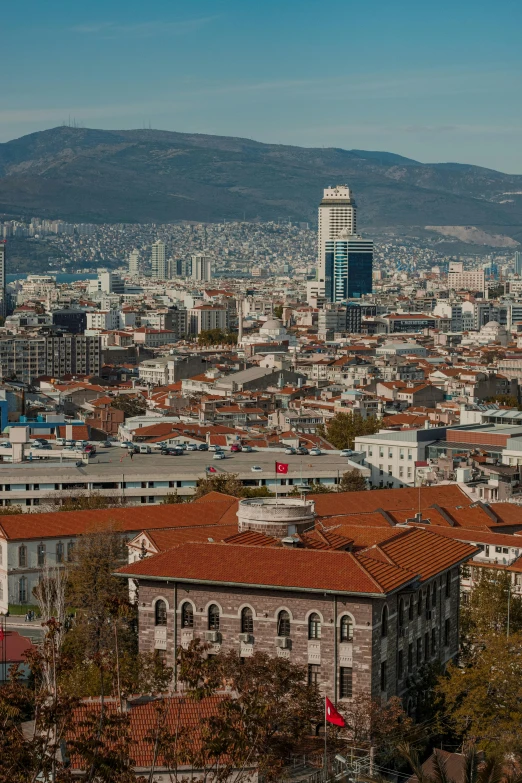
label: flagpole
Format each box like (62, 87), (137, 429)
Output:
(324, 696), (328, 783)
(275, 461), (278, 504)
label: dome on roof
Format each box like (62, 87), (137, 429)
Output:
(484, 320), (500, 329)
(261, 318), (283, 330)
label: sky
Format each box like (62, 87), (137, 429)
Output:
(2, 0), (522, 173)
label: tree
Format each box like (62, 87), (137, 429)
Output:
(171, 640), (322, 782)
(192, 472), (273, 499)
(110, 395), (147, 419)
(485, 394), (521, 410)
(436, 632), (522, 756)
(273, 305), (283, 319)
(198, 329), (237, 347)
(461, 569), (522, 641)
(161, 491), (186, 504)
(339, 469), (368, 492)
(318, 412), (382, 450)
(0, 504), (23, 515)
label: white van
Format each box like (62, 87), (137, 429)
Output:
(139, 444), (151, 454)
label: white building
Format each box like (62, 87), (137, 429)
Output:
(151, 240), (167, 279)
(354, 427), (446, 488)
(188, 305), (227, 335)
(317, 185), (356, 285)
(128, 249), (140, 276)
(447, 262), (485, 295)
(375, 342), (427, 357)
(191, 254), (212, 282)
(86, 310), (120, 331)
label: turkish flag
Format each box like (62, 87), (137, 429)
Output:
(275, 462), (289, 474)
(0, 626), (4, 642)
(325, 697), (345, 727)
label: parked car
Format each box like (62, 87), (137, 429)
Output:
(230, 443), (242, 452)
(120, 441), (134, 449)
(340, 449), (354, 457)
(284, 447), (296, 455)
(139, 444), (152, 454)
(186, 444), (198, 451)
(168, 447), (184, 456)
(55, 438), (67, 446)
(40, 443), (53, 450)
(309, 448), (322, 456)
(198, 443), (209, 451)
(213, 452), (226, 460)
(102, 441), (113, 448)
(251, 465), (263, 472)
(75, 440), (88, 448)
(208, 444), (218, 451)
(242, 445), (253, 453)
(296, 447), (309, 455)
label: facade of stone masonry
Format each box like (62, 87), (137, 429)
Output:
(135, 567), (460, 707)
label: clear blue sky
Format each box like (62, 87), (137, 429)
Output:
(3, 0), (522, 172)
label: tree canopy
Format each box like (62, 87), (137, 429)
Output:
(318, 411), (382, 450)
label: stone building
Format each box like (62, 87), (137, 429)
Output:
(119, 497), (477, 709)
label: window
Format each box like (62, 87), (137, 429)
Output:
(277, 610), (291, 637)
(381, 606), (388, 638)
(19, 576), (27, 603)
(56, 542), (64, 564)
(408, 643), (413, 671)
(417, 591), (423, 616)
(485, 546), (490, 557)
(399, 467), (404, 478)
(339, 667), (353, 698)
(308, 664), (320, 687)
(208, 604), (220, 631)
(380, 661), (387, 692)
(37, 544), (46, 566)
(308, 612), (321, 639)
(445, 571), (451, 598)
(181, 602), (193, 628)
(155, 600), (167, 626)
(424, 632), (429, 662)
(340, 616), (353, 642)
(398, 650), (404, 678)
(398, 598), (404, 632)
(18, 545), (27, 568)
(444, 618), (450, 647)
(408, 598), (414, 621)
(432, 582), (437, 607)
(241, 607), (254, 634)
(416, 638), (422, 665)
(400, 449), (405, 460)
(431, 628), (437, 655)
(67, 541), (75, 562)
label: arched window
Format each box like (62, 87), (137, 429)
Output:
(208, 604), (220, 630)
(408, 597), (414, 621)
(18, 545), (27, 568)
(381, 606), (388, 638)
(308, 612), (321, 640)
(398, 598), (404, 630)
(432, 582), (437, 607)
(155, 600), (167, 626)
(19, 576), (27, 603)
(241, 607), (254, 634)
(417, 591), (423, 616)
(181, 602), (193, 628)
(340, 615), (353, 642)
(277, 610), (290, 637)
(56, 542), (64, 564)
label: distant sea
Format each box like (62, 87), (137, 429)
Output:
(7, 273), (98, 284)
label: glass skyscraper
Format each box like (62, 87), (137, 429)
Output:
(324, 231), (373, 302)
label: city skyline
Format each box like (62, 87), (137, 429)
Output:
(1, 0), (522, 172)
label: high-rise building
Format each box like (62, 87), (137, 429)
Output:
(128, 249), (140, 276)
(0, 242), (6, 318)
(448, 262), (485, 295)
(515, 251), (522, 276)
(318, 185), (357, 283)
(151, 241), (167, 278)
(191, 254), (212, 282)
(324, 230), (373, 302)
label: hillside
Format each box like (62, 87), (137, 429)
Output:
(1, 126), (522, 241)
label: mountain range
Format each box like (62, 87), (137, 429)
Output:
(0, 126), (521, 243)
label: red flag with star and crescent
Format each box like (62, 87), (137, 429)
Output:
(325, 697), (345, 727)
(275, 462), (288, 474)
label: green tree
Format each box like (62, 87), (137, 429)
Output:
(110, 395), (147, 419)
(273, 305), (283, 319)
(436, 633), (522, 756)
(485, 394), (521, 410)
(318, 412), (382, 450)
(461, 569), (522, 641)
(0, 504), (23, 515)
(339, 469), (368, 492)
(161, 491), (186, 504)
(193, 472), (273, 499)
(198, 329), (237, 347)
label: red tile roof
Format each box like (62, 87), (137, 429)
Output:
(0, 500), (238, 541)
(118, 541), (417, 595)
(311, 485), (470, 518)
